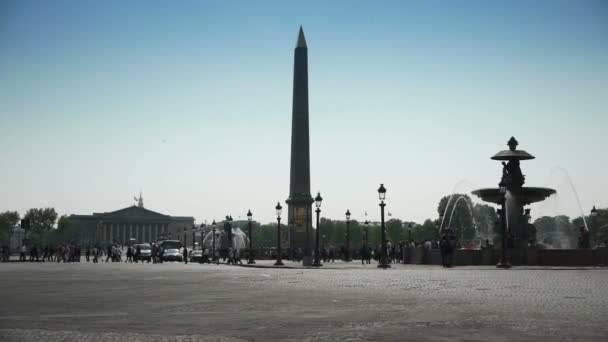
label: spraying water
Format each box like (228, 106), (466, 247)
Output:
(447, 196), (479, 239)
(202, 227), (249, 251)
(554, 167), (589, 231)
(439, 180), (476, 234)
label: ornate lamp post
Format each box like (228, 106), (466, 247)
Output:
(274, 202), (284, 266)
(211, 220), (217, 264)
(364, 220), (369, 252)
(408, 223), (413, 241)
(225, 215), (234, 264)
(591, 206), (598, 244)
(313, 192), (323, 267)
(345, 209), (352, 261)
(247, 209), (255, 264)
(192, 225), (196, 250)
(201, 223), (205, 264)
(497, 186), (511, 268)
(377, 184), (390, 268)
(362, 219), (370, 265)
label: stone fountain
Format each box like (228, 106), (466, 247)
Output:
(472, 137), (556, 252)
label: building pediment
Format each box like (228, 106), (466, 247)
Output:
(95, 206), (171, 222)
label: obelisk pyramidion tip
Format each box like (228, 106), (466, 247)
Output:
(296, 26), (307, 48)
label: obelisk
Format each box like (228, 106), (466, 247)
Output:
(286, 26), (314, 266)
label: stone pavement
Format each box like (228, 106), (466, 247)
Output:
(1, 261), (607, 341)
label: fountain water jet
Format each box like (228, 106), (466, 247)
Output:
(446, 196), (479, 240)
(202, 227), (249, 252)
(553, 167), (589, 231)
(439, 180), (477, 233)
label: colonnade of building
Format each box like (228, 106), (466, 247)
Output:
(99, 223), (170, 244)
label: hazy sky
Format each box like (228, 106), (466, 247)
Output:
(1, 0), (607, 225)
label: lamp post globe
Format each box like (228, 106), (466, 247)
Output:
(590, 206), (598, 217)
(313, 192), (323, 267)
(345, 209), (351, 262)
(377, 184), (390, 268)
(274, 202), (284, 266)
(247, 210), (255, 264)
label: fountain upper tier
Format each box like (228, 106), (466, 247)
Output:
(472, 187), (556, 205)
(491, 136), (535, 161)
(472, 137), (556, 204)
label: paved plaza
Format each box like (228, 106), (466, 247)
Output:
(1, 261), (607, 341)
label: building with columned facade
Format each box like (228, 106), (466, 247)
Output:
(66, 194), (195, 246)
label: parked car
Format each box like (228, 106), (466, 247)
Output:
(158, 240), (182, 262)
(134, 243), (152, 262)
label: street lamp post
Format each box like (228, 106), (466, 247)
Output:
(247, 210), (255, 264)
(198, 223), (204, 264)
(313, 192), (323, 267)
(378, 184), (390, 269)
(192, 226), (196, 250)
(591, 206), (598, 245)
(364, 220), (369, 252)
(362, 220), (370, 265)
(408, 223), (413, 241)
(345, 209), (351, 262)
(212, 220), (217, 264)
(225, 215), (234, 264)
(497, 187), (511, 269)
(274, 202), (284, 266)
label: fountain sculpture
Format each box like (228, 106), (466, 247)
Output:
(472, 137), (556, 253)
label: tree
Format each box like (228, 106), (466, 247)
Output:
(23, 208), (58, 245)
(50, 215), (72, 243)
(437, 194), (476, 241)
(0, 211), (20, 243)
(385, 218), (404, 242)
(472, 204), (498, 240)
(534, 215), (577, 248)
(411, 219), (438, 242)
(573, 208), (608, 246)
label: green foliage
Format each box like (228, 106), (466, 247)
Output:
(385, 218), (403, 242)
(472, 204), (497, 239)
(0, 210), (20, 242)
(24, 208), (58, 245)
(252, 222), (287, 248)
(534, 215), (577, 248)
(411, 219), (438, 242)
(49, 215), (73, 243)
(573, 208), (608, 245)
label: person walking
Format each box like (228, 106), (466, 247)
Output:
(440, 229), (456, 268)
(19, 244), (26, 262)
(125, 246), (132, 263)
(183, 246), (188, 264)
(134, 245), (141, 263)
(105, 245), (112, 262)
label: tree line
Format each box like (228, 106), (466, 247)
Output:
(2, 199), (607, 248)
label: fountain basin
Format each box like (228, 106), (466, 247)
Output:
(472, 187), (556, 205)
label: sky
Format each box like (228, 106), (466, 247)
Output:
(1, 0), (607, 225)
